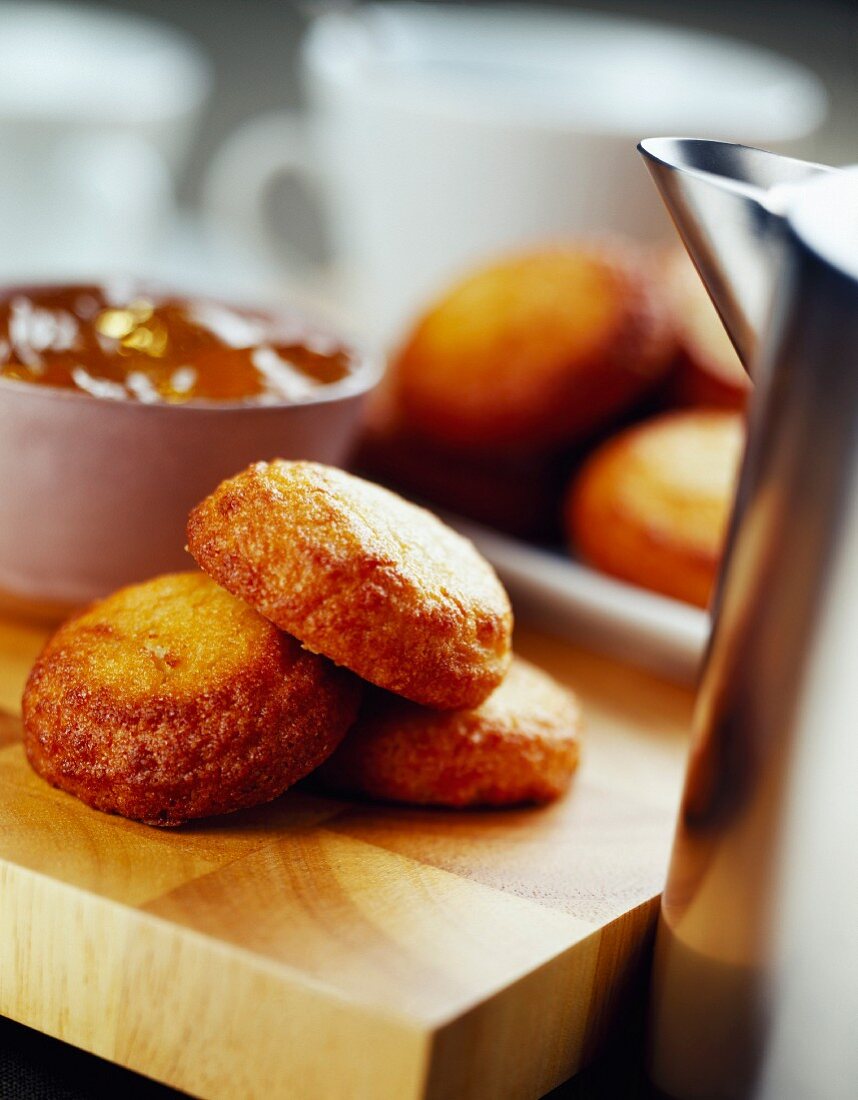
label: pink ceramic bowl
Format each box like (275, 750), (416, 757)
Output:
(0, 329), (381, 617)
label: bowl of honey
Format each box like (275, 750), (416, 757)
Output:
(0, 283), (381, 616)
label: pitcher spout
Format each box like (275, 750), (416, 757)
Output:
(638, 138), (831, 371)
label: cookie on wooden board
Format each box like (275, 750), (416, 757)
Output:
(23, 572), (362, 826)
(187, 461), (513, 710)
(314, 656), (581, 808)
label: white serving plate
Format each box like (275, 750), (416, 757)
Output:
(450, 516), (710, 686)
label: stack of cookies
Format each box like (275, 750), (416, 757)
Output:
(23, 462), (581, 826)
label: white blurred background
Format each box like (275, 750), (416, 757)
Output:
(0, 0), (855, 336)
(129, 0), (857, 193)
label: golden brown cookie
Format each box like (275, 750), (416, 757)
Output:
(567, 410), (744, 607)
(314, 657), (581, 807)
(391, 245), (676, 456)
(23, 572), (362, 826)
(187, 461), (512, 709)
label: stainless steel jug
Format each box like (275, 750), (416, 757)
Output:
(639, 139), (858, 1100)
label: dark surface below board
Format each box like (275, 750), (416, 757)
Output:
(0, 1014), (658, 1099)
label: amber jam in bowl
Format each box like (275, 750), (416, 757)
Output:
(0, 284), (366, 405)
(0, 283), (381, 617)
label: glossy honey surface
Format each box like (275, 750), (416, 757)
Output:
(0, 285), (353, 404)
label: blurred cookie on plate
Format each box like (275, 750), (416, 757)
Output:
(389, 244), (677, 456)
(567, 409), (745, 608)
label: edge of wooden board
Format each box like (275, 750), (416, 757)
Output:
(0, 856), (659, 1100)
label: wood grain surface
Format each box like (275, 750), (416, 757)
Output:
(0, 615), (692, 1099)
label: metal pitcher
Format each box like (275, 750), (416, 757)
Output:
(639, 138), (858, 1100)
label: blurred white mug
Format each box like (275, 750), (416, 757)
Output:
(0, 2), (211, 278)
(204, 3), (826, 338)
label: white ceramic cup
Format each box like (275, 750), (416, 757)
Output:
(203, 3), (826, 339)
(0, 2), (211, 278)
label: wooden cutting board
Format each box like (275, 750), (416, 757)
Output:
(0, 616), (692, 1100)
